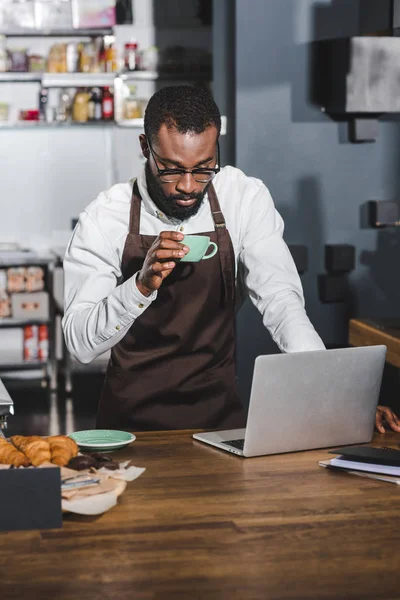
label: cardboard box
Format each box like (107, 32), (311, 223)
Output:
(11, 291), (49, 321)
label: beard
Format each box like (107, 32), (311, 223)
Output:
(145, 161), (210, 221)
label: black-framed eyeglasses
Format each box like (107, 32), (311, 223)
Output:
(146, 137), (220, 184)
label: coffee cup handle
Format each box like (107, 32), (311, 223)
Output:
(202, 242), (218, 260)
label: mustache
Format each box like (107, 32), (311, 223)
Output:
(165, 192), (203, 201)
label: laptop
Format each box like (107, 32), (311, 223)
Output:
(193, 345), (387, 458)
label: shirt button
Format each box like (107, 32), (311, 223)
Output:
(138, 303), (144, 309)
(115, 325), (121, 331)
(179, 226), (184, 232)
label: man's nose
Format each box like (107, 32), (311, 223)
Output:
(176, 172), (198, 195)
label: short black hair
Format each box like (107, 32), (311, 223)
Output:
(144, 85), (221, 143)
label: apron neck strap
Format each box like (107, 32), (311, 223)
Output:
(208, 183), (226, 229)
(129, 179), (141, 235)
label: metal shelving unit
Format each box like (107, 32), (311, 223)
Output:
(0, 71), (224, 132)
(0, 361), (47, 370)
(0, 257), (58, 390)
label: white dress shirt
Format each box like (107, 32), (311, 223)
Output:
(62, 164), (325, 363)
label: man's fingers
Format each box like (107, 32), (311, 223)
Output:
(382, 408), (400, 432)
(150, 262), (176, 273)
(158, 239), (188, 251)
(375, 410), (385, 433)
(159, 231), (185, 241)
(153, 249), (186, 260)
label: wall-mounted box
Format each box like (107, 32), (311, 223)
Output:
(315, 36), (400, 114)
(325, 245), (355, 274)
(318, 274), (348, 304)
(368, 200), (400, 227)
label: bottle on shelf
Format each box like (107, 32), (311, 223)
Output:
(102, 86), (114, 121)
(124, 40), (139, 72)
(105, 37), (117, 73)
(0, 35), (7, 73)
(88, 87), (103, 121)
(39, 86), (49, 122)
(38, 325), (49, 362)
(24, 325), (39, 362)
(66, 42), (79, 73)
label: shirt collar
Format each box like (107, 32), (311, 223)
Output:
(136, 163), (211, 226)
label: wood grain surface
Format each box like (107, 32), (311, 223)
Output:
(349, 318), (400, 368)
(2, 429), (400, 600)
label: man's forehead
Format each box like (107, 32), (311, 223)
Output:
(154, 125), (218, 153)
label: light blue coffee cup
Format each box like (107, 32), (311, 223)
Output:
(180, 235), (218, 262)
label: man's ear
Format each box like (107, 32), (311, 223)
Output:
(139, 134), (150, 159)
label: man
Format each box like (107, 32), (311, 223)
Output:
(62, 85), (397, 432)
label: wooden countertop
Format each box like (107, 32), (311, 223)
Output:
(349, 318), (400, 368)
(2, 429), (400, 600)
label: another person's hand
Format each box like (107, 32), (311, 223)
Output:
(375, 405), (400, 433)
(137, 231), (189, 296)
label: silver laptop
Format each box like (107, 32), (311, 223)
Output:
(193, 346), (387, 457)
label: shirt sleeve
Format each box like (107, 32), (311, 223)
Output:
(239, 180), (325, 353)
(62, 210), (157, 363)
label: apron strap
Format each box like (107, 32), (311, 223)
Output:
(208, 183), (226, 229)
(208, 183), (235, 305)
(129, 179), (141, 235)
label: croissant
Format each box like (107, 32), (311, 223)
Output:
(11, 435), (41, 452)
(0, 438), (30, 467)
(11, 436), (51, 467)
(47, 435), (79, 467)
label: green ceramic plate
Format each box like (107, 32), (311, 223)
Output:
(69, 430), (136, 452)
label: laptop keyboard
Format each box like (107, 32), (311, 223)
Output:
(222, 439), (245, 451)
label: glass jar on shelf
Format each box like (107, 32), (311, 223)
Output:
(57, 88), (73, 123)
(123, 85), (142, 120)
(72, 88), (90, 123)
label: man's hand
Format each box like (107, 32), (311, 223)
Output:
(136, 231), (189, 297)
(375, 405), (400, 433)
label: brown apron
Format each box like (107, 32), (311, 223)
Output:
(96, 180), (246, 431)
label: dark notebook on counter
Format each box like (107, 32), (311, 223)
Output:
(329, 445), (400, 467)
(319, 445), (400, 482)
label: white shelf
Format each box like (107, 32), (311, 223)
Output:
(0, 71), (212, 86)
(0, 121), (115, 129)
(42, 72), (116, 87)
(118, 71), (212, 82)
(0, 318), (49, 328)
(116, 118), (144, 128)
(1, 29), (113, 37)
(0, 116), (227, 134)
(0, 72), (42, 82)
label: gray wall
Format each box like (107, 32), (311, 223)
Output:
(234, 0), (400, 404)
